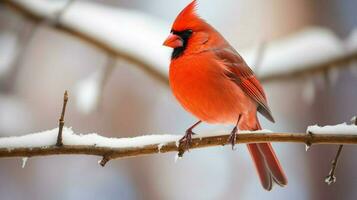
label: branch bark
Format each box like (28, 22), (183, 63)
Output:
(56, 90), (68, 146)
(1, 132), (357, 165)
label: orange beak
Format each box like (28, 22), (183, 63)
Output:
(163, 33), (183, 48)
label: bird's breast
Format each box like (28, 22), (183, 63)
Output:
(169, 54), (256, 124)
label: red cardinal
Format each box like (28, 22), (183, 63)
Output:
(163, 0), (287, 190)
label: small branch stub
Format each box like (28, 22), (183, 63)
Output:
(305, 131), (313, 151)
(325, 144), (343, 185)
(99, 155), (111, 167)
(324, 116), (356, 185)
(56, 91), (69, 146)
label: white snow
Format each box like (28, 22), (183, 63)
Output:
(305, 145), (310, 152)
(325, 172), (336, 185)
(325, 175), (336, 185)
(75, 70), (102, 114)
(0, 127), (181, 149)
(157, 143), (165, 153)
(307, 123), (357, 134)
(62, 2), (171, 75)
(11, 0), (70, 19)
(21, 157), (28, 168)
(11, 0), (171, 76)
(0, 127), (180, 148)
(9, 1), (351, 85)
(0, 127), (273, 149)
(242, 27), (344, 79)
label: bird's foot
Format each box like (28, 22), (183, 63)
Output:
(227, 126), (238, 150)
(178, 129), (195, 157)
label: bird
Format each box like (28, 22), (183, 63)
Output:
(162, 0), (287, 190)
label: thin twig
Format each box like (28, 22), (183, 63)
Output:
(324, 116), (357, 185)
(325, 145), (343, 185)
(99, 155), (111, 167)
(56, 91), (69, 146)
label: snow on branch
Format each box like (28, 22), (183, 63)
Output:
(0, 90), (356, 171)
(0, 91), (356, 179)
(4, 0), (171, 83)
(1, 124), (357, 166)
(4, 0), (357, 84)
(4, 0), (357, 113)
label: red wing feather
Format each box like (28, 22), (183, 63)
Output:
(214, 47), (275, 122)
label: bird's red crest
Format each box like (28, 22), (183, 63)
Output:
(172, 0), (203, 31)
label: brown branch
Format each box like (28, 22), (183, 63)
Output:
(4, 0), (356, 85)
(56, 91), (69, 146)
(3, 0), (169, 85)
(1, 132), (357, 165)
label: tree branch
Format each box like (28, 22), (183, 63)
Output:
(56, 90), (68, 146)
(4, 0), (357, 85)
(1, 132), (357, 165)
(2, 1), (357, 169)
(3, 0), (169, 84)
(259, 51), (357, 83)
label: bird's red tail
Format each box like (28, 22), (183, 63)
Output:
(247, 121), (287, 190)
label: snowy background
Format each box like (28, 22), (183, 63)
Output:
(0, 0), (357, 200)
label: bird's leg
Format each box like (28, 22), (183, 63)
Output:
(179, 120), (202, 156)
(227, 114), (242, 150)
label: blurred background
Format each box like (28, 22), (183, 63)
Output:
(0, 0), (357, 199)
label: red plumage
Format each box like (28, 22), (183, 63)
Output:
(164, 0), (287, 190)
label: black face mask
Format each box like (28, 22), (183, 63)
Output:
(171, 29), (193, 59)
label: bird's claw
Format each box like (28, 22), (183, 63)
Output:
(178, 129), (195, 157)
(227, 127), (238, 150)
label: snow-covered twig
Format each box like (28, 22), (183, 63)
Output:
(0, 90), (356, 166)
(1, 128), (357, 166)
